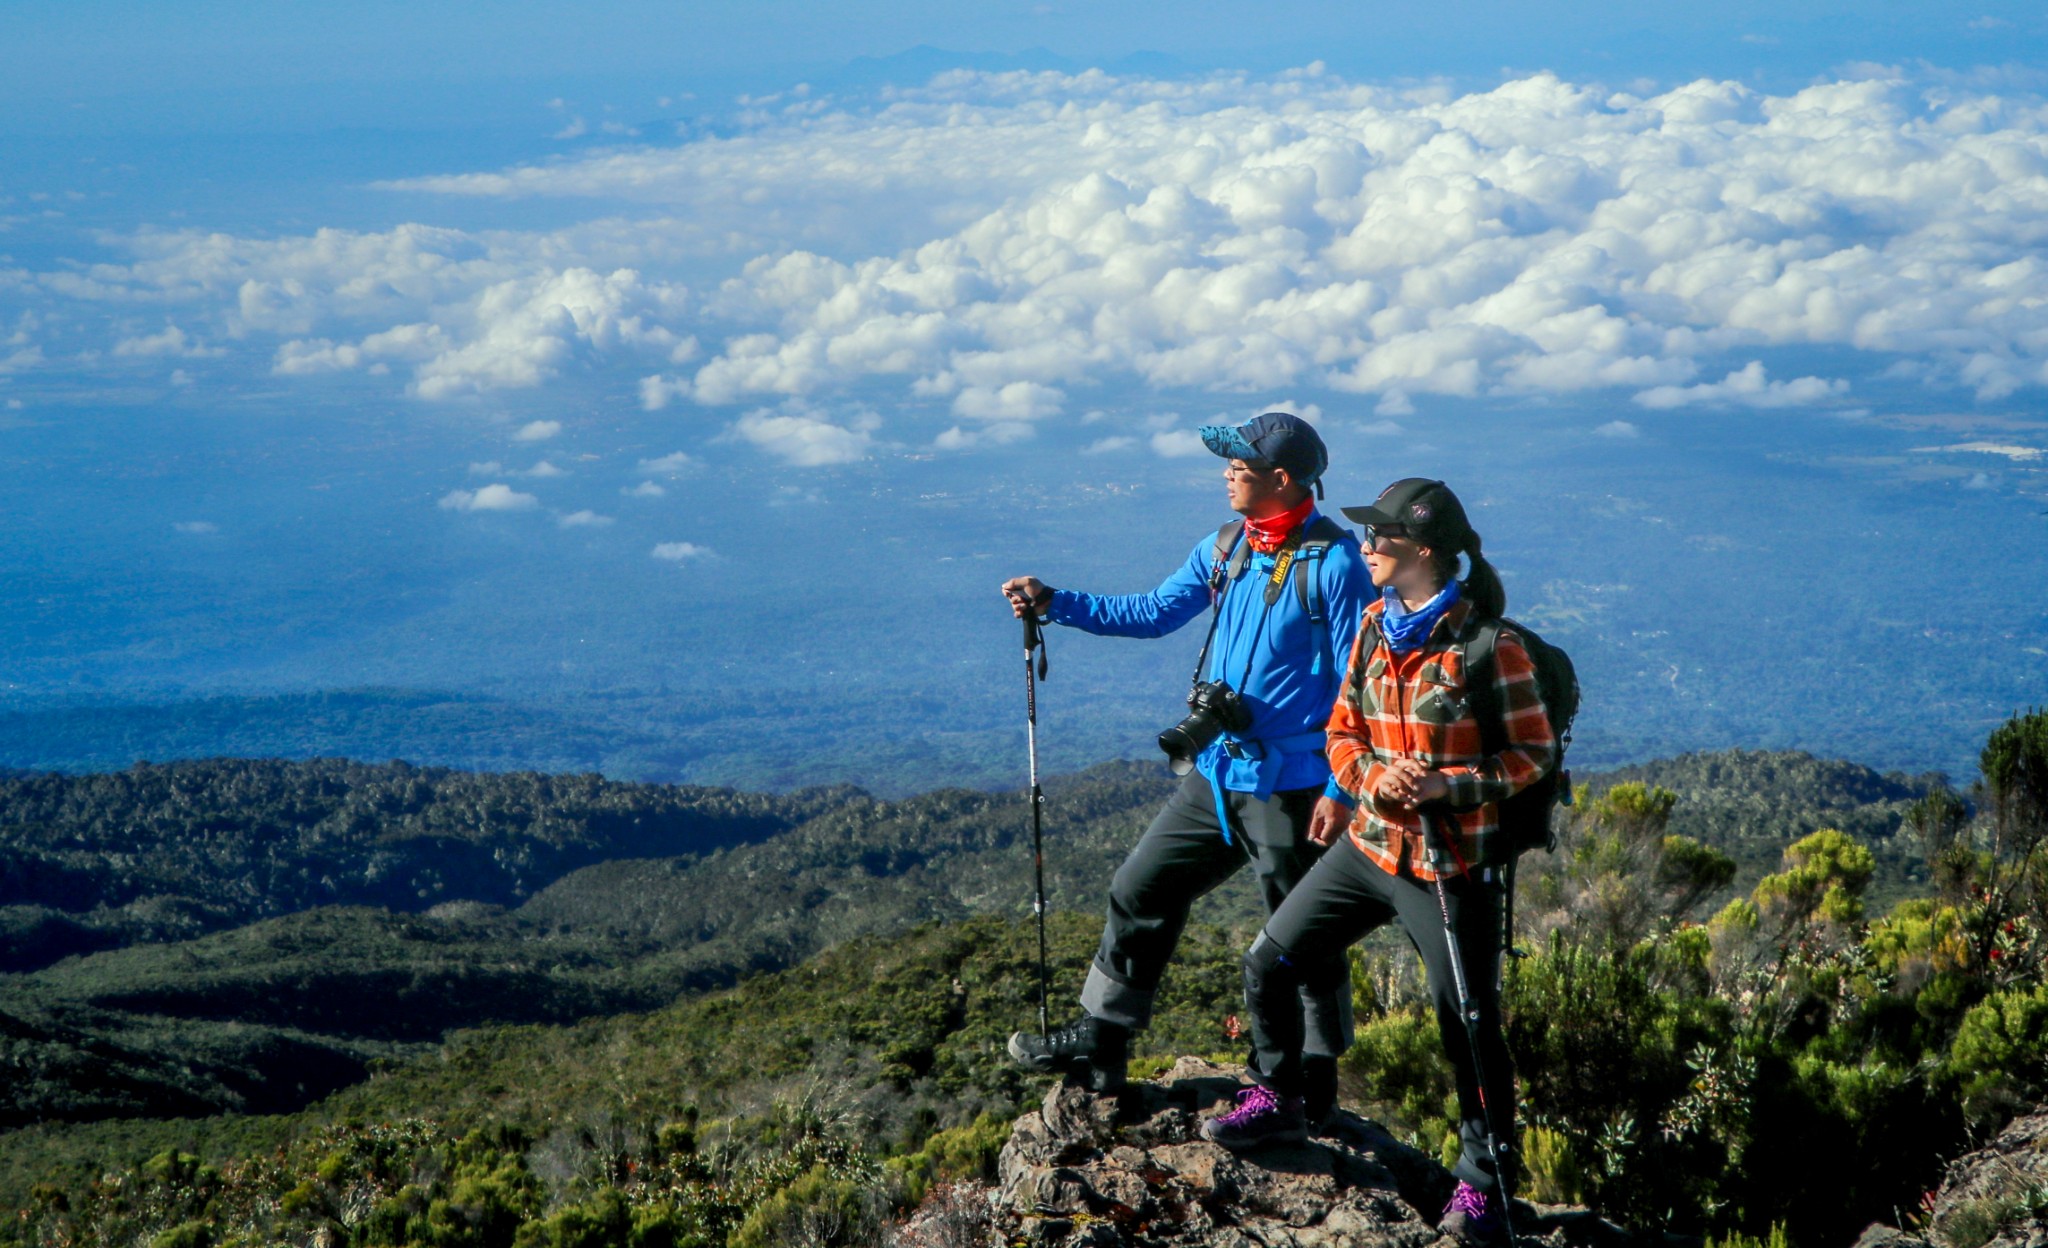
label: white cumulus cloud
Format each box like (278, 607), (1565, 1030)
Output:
(1150, 429), (1208, 457)
(934, 421), (1033, 449)
(558, 509), (614, 527)
(639, 373), (691, 410)
(114, 323), (223, 358)
(651, 541), (711, 561)
(1633, 362), (1849, 409)
(438, 483), (540, 512)
(514, 419), (562, 441)
(35, 66), (2048, 417)
(733, 406), (875, 466)
(952, 381), (1065, 422)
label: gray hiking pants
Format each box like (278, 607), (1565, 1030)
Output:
(1080, 770), (1353, 1060)
(1243, 832), (1516, 1195)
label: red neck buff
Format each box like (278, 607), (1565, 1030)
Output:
(1244, 495), (1315, 552)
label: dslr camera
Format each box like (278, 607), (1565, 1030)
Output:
(1158, 680), (1252, 776)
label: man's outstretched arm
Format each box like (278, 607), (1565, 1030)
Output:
(998, 539), (1215, 639)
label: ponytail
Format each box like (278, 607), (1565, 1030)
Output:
(1461, 533), (1507, 619)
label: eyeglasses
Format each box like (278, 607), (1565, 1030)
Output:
(1362, 524), (1411, 552)
(1223, 460), (1276, 479)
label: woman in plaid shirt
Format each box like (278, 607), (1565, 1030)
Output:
(1201, 478), (1556, 1246)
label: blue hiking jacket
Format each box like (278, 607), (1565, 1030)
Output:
(1045, 514), (1371, 803)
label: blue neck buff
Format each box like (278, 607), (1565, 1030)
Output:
(1380, 579), (1461, 655)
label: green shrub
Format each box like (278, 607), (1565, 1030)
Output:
(513, 1189), (630, 1248)
(1704, 1223), (1789, 1248)
(1755, 830), (1876, 931)
(142, 1149), (213, 1188)
(1947, 983), (2048, 1118)
(148, 1224), (211, 1248)
(1507, 934), (1735, 1226)
(890, 1111), (1010, 1207)
(1865, 900), (1969, 979)
(1341, 1006), (1454, 1147)
(922, 1112), (1008, 1182)
(729, 1163), (881, 1248)
(1520, 1125), (1589, 1206)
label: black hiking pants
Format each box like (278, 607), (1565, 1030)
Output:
(1080, 770), (1353, 1061)
(1243, 833), (1516, 1196)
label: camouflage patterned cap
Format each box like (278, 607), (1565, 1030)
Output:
(1197, 411), (1328, 488)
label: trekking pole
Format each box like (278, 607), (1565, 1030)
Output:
(1420, 805), (1522, 1248)
(1022, 609), (1051, 1036)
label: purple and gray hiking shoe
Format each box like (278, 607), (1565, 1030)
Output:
(1439, 1181), (1506, 1245)
(1198, 1085), (1308, 1150)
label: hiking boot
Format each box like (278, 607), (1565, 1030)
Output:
(1439, 1181), (1506, 1245)
(1304, 1056), (1339, 1133)
(1006, 1015), (1128, 1092)
(1199, 1085), (1308, 1150)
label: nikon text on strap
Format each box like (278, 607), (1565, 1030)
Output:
(1210, 514), (1348, 677)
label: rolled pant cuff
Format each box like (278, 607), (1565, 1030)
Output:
(1453, 1160), (1502, 1196)
(1080, 963), (1153, 1031)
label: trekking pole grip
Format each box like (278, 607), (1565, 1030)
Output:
(1023, 611), (1047, 680)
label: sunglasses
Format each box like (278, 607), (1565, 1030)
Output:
(1362, 524), (1412, 552)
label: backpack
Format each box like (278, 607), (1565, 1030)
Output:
(1210, 516), (1349, 679)
(1461, 616), (1579, 859)
(1354, 610), (1579, 860)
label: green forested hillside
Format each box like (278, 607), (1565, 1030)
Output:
(3, 715), (2046, 1248)
(0, 751), (1943, 1138)
(0, 905), (660, 1129)
(0, 914), (1248, 1220)
(0, 761), (1184, 1132)
(0, 758), (854, 969)
(1585, 748), (1947, 904)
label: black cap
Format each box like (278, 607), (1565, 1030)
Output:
(1341, 478), (1473, 550)
(1198, 412), (1328, 492)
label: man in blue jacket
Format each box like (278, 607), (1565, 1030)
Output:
(1000, 411), (1370, 1123)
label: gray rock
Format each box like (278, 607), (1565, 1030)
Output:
(986, 1057), (1640, 1248)
(1920, 1112), (2048, 1248)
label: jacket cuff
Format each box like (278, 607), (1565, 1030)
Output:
(1323, 776), (1355, 805)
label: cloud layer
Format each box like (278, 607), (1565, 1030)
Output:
(23, 66), (2048, 440)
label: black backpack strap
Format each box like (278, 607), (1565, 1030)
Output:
(1462, 616), (1506, 759)
(1461, 616), (1529, 956)
(1290, 515), (1346, 676)
(1348, 612), (1384, 706)
(1289, 515), (1346, 616)
(1210, 521), (1248, 593)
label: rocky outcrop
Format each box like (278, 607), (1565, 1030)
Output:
(1857, 1111), (2048, 1248)
(986, 1058), (1639, 1248)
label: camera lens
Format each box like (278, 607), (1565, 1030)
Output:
(1159, 708), (1224, 776)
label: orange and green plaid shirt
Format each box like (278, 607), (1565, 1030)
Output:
(1327, 597), (1556, 880)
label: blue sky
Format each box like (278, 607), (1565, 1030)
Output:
(4, 1), (2048, 783)
(8, 1), (2047, 133)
